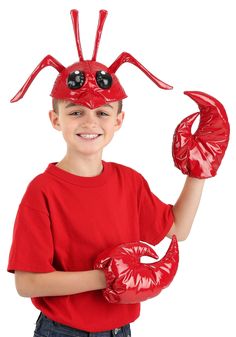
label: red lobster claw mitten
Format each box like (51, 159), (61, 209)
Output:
(172, 91), (230, 178)
(94, 235), (179, 304)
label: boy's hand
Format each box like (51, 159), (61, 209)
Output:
(172, 91), (230, 178)
(94, 236), (179, 304)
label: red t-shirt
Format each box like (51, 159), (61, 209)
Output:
(8, 161), (174, 332)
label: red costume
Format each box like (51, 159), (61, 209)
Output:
(8, 5), (230, 324)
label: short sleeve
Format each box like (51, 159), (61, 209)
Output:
(138, 176), (174, 246)
(7, 181), (55, 273)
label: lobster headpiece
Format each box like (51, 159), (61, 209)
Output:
(11, 10), (173, 109)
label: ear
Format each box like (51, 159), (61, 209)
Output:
(114, 111), (125, 131)
(48, 110), (61, 131)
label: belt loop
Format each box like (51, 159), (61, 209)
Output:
(112, 327), (121, 336)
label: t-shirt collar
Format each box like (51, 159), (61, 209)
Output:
(45, 160), (111, 187)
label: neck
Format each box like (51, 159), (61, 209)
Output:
(56, 152), (103, 177)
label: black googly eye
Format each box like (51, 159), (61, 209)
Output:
(67, 70), (85, 89)
(96, 71), (112, 89)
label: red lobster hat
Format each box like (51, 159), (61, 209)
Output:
(11, 10), (173, 109)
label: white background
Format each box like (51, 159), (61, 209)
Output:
(0, 0), (236, 336)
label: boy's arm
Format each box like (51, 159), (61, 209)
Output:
(167, 177), (205, 241)
(168, 91), (229, 241)
(15, 270), (106, 297)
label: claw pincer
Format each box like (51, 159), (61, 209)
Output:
(172, 91), (230, 178)
(151, 235), (179, 290)
(95, 235), (179, 303)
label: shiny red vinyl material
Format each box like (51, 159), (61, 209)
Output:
(94, 235), (179, 304)
(10, 10), (172, 108)
(172, 91), (230, 179)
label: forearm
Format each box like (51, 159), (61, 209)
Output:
(15, 269), (106, 298)
(168, 177), (205, 240)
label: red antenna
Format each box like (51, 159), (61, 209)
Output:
(70, 10), (84, 61)
(92, 10), (108, 61)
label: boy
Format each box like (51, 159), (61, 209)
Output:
(7, 97), (205, 335)
(7, 8), (229, 337)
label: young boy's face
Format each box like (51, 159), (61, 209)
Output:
(49, 100), (124, 157)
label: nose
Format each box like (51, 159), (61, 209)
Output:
(81, 112), (98, 129)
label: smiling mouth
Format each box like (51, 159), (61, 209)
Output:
(77, 133), (102, 140)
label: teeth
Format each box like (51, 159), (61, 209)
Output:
(79, 134), (99, 139)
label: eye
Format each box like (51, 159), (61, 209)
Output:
(69, 111), (81, 116)
(67, 71), (85, 89)
(98, 111), (109, 117)
(96, 71), (112, 89)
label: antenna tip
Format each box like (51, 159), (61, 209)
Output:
(100, 9), (108, 14)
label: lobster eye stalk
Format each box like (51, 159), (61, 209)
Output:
(70, 9), (107, 62)
(92, 10), (108, 61)
(70, 10), (84, 61)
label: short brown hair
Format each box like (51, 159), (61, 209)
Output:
(52, 98), (123, 114)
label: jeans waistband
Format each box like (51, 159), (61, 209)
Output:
(35, 312), (131, 337)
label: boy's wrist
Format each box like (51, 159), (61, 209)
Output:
(94, 270), (106, 290)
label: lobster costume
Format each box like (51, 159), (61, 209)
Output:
(10, 9), (230, 304)
(11, 10), (172, 108)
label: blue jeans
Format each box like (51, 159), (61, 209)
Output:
(33, 313), (131, 337)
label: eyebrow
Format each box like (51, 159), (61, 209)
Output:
(65, 102), (114, 109)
